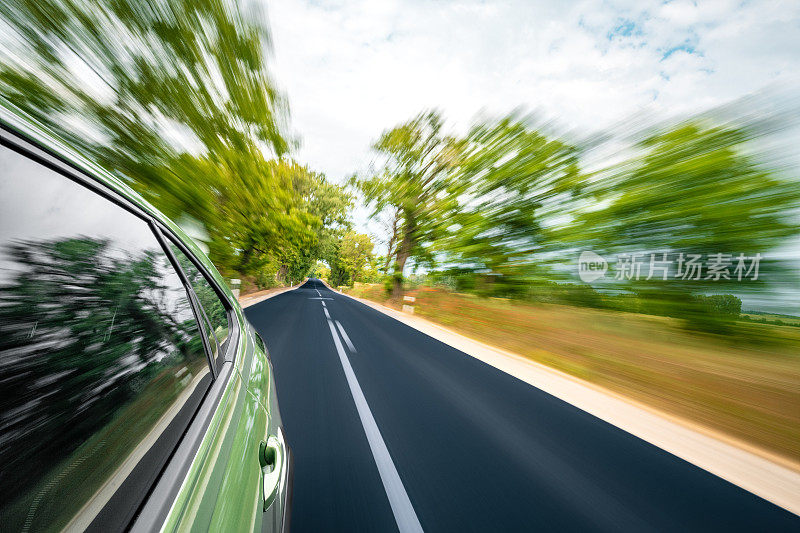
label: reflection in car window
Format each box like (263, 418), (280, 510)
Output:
(170, 243), (231, 363)
(0, 145), (211, 531)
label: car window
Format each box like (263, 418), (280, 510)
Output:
(169, 242), (231, 365)
(0, 144), (212, 532)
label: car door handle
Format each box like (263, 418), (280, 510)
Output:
(259, 429), (284, 511)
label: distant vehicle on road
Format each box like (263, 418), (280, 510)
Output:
(0, 102), (292, 532)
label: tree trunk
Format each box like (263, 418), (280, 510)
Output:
(383, 208), (401, 273)
(277, 264), (288, 285)
(392, 230), (413, 299)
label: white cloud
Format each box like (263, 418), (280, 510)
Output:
(266, 0), (800, 235)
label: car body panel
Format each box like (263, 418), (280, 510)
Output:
(0, 96), (291, 532)
(162, 332), (284, 533)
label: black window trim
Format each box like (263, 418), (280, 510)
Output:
(0, 121), (240, 531)
(157, 224), (240, 367)
(0, 124), (157, 232)
(152, 223), (219, 379)
(129, 360), (235, 533)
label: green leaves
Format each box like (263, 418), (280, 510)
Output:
(360, 105), (800, 316)
(0, 0), (350, 285)
(569, 119), (800, 292)
(450, 112), (581, 278)
(355, 111), (582, 295)
(352, 111), (462, 295)
(337, 231), (375, 284)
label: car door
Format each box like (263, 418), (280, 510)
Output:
(148, 243), (288, 532)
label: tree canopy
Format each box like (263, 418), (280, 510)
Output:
(355, 106), (799, 325)
(352, 111), (462, 296)
(0, 0), (351, 286)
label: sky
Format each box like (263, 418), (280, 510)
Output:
(267, 0), (800, 190)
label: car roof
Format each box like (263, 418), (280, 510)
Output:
(0, 96), (235, 301)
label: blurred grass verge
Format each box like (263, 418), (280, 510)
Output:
(345, 283), (800, 466)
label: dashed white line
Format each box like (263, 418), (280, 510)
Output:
(335, 320), (356, 353)
(326, 320), (423, 533)
(324, 307), (331, 319)
(321, 301), (326, 307)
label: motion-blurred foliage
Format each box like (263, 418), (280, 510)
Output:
(2, 0), (797, 313)
(327, 230), (377, 287)
(356, 104), (800, 331)
(351, 111), (462, 297)
(0, 0), (352, 285)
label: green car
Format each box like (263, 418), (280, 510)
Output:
(0, 100), (292, 532)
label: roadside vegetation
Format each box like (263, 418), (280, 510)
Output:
(351, 107), (799, 329)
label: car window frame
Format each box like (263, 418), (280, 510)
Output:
(152, 224), (220, 378)
(157, 226), (239, 369)
(0, 122), (239, 531)
(0, 122), (240, 369)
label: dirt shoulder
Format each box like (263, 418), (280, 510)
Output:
(339, 283), (800, 515)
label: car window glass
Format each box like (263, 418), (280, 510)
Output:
(169, 243), (231, 364)
(0, 145), (211, 531)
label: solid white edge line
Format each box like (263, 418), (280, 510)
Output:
(326, 320), (423, 533)
(335, 320), (357, 353)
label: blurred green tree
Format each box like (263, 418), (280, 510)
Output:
(447, 112), (582, 295)
(352, 111), (462, 297)
(561, 119), (800, 329)
(339, 231), (375, 284)
(572, 121), (799, 256)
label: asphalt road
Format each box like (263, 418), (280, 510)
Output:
(245, 279), (799, 532)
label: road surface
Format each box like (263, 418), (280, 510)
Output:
(245, 279), (799, 532)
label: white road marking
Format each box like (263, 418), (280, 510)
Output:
(321, 301), (326, 307)
(308, 297), (333, 300)
(324, 307), (331, 319)
(326, 320), (423, 533)
(335, 320), (356, 353)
